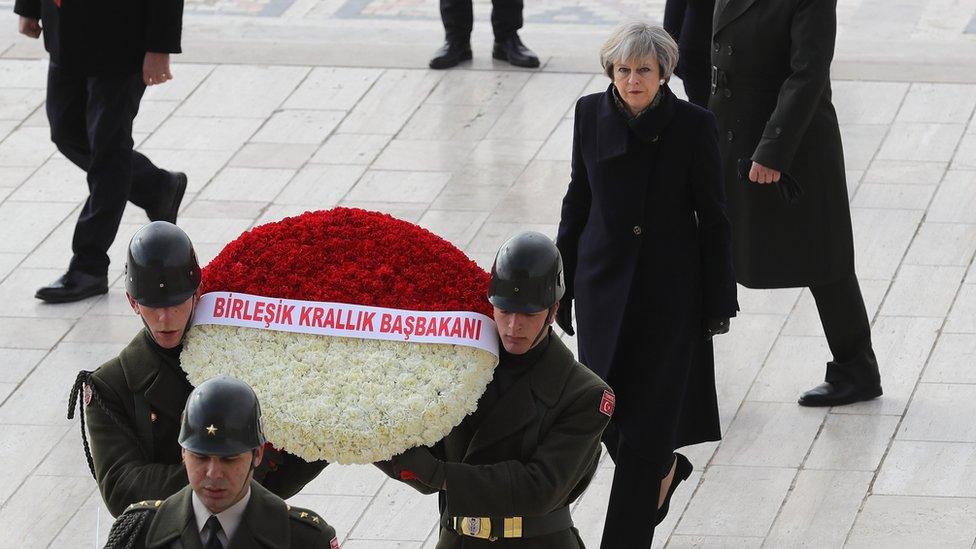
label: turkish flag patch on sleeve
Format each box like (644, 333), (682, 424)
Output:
(330, 536), (340, 549)
(599, 390), (615, 417)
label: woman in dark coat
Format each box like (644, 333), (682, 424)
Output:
(710, 0), (882, 406)
(555, 22), (738, 548)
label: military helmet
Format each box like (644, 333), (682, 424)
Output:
(179, 376), (266, 457)
(125, 221), (201, 308)
(488, 231), (565, 313)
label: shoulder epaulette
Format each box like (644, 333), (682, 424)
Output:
(123, 500), (163, 514)
(286, 504), (327, 531)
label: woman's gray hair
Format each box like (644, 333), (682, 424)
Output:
(600, 22), (679, 81)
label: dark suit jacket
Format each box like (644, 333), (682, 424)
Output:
(85, 332), (327, 517)
(389, 336), (612, 548)
(13, 0), (183, 75)
(556, 85), (736, 453)
(112, 481), (337, 549)
(709, 0), (854, 288)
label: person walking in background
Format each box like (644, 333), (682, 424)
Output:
(710, 0), (883, 407)
(14, 0), (188, 304)
(556, 23), (737, 548)
(428, 0), (540, 69)
(663, 0), (715, 106)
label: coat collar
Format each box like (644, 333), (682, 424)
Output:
(713, 0), (761, 36)
(597, 84), (676, 161)
(462, 335), (577, 458)
(119, 331), (191, 422)
(145, 482), (288, 549)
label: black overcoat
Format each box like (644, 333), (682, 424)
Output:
(709, 0), (855, 288)
(664, 0), (715, 106)
(556, 85), (737, 459)
(13, 0), (183, 76)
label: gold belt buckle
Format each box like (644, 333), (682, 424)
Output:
(455, 517), (495, 540)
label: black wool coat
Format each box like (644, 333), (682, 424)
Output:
(709, 0), (855, 288)
(13, 0), (183, 76)
(556, 85), (737, 459)
(664, 0), (716, 106)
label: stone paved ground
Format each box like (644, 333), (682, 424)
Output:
(1, 0), (976, 547)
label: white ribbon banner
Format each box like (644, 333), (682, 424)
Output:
(192, 292), (499, 357)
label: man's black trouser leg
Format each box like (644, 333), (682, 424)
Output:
(600, 425), (669, 549)
(810, 273), (881, 385)
(440, 0), (474, 43)
(46, 64), (170, 276)
(490, 0), (523, 40)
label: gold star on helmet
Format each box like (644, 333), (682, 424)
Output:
(206, 424), (218, 435)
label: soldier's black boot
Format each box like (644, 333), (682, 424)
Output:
(429, 41), (472, 70)
(492, 34), (539, 68)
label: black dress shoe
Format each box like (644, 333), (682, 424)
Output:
(35, 271), (109, 304)
(492, 34), (540, 68)
(429, 42), (472, 70)
(147, 172), (187, 224)
(656, 453), (692, 525)
(798, 381), (883, 407)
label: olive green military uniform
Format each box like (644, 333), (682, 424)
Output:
(80, 331), (327, 517)
(388, 334), (614, 547)
(107, 480), (338, 549)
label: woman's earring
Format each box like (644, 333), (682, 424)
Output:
(659, 79), (666, 85)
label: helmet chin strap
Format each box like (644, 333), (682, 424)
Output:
(527, 305), (557, 350)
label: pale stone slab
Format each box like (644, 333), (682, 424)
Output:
(0, 200), (75, 254)
(255, 204), (331, 227)
(47, 490), (113, 549)
(373, 139), (476, 172)
(177, 64), (309, 118)
(430, 183), (509, 212)
(572, 464), (613, 548)
(490, 160), (570, 223)
(468, 221), (558, 255)
(9, 156), (87, 203)
(343, 542), (422, 549)
(350, 479), (437, 541)
(0, 475), (95, 547)
(311, 133), (391, 165)
(0, 342), (119, 425)
(417, 210), (489, 249)
(301, 464), (388, 497)
(927, 170), (976, 223)
(736, 286), (801, 315)
(746, 336), (831, 403)
(180, 200), (268, 220)
(63, 314), (143, 344)
(0, 166), (33, 188)
(282, 67), (379, 111)
(835, 316), (942, 416)
(0, 126), (53, 167)
(275, 164), (364, 207)
(0, 424), (69, 504)
(339, 69), (442, 135)
(896, 83), (976, 123)
(142, 116), (263, 151)
(399, 104), (503, 142)
(445, 161), (524, 189)
(252, 109), (346, 145)
(851, 207), (923, 280)
(875, 440), (976, 497)
(666, 535), (763, 548)
(851, 182), (935, 209)
(487, 73), (591, 141)
(713, 313), (784, 426)
(199, 167), (296, 202)
(0, 252), (21, 280)
(469, 139), (544, 167)
(904, 223), (976, 266)
(0, 87), (42, 120)
(877, 122), (965, 162)
(0, 348), (45, 384)
(0, 268), (98, 319)
(178, 216), (256, 244)
(674, 465), (795, 538)
(765, 469), (873, 548)
(713, 402), (826, 467)
(847, 495), (976, 548)
(833, 80), (908, 124)
(142, 63), (215, 102)
(0, 59), (48, 88)
(953, 133), (976, 169)
(336, 201), (427, 223)
(36, 425), (98, 478)
(839, 124), (887, 170)
(346, 170), (450, 204)
(133, 100), (180, 134)
(135, 148), (234, 192)
(899, 383), (976, 442)
(862, 159), (947, 185)
(230, 142), (318, 169)
(285, 493), (371, 544)
(0, 316), (72, 350)
(805, 413), (900, 471)
(425, 70), (530, 108)
(536, 117), (573, 161)
(924, 333), (976, 383)
(879, 264), (965, 317)
(782, 279), (887, 337)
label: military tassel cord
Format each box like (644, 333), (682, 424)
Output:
(103, 508), (153, 549)
(68, 370), (145, 480)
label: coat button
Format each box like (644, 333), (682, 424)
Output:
(727, 45), (734, 55)
(713, 42), (720, 53)
(775, 126), (783, 135)
(727, 130), (735, 142)
(724, 89), (732, 99)
(633, 225), (642, 236)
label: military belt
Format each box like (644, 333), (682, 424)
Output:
(442, 506), (573, 541)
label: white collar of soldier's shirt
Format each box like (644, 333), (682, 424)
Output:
(191, 484), (252, 544)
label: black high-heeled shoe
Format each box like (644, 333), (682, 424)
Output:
(656, 453), (693, 525)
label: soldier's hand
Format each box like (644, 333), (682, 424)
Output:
(143, 52), (172, 86)
(18, 17), (41, 39)
(391, 446), (446, 490)
(555, 298), (574, 336)
(749, 161), (781, 185)
(704, 317), (730, 341)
